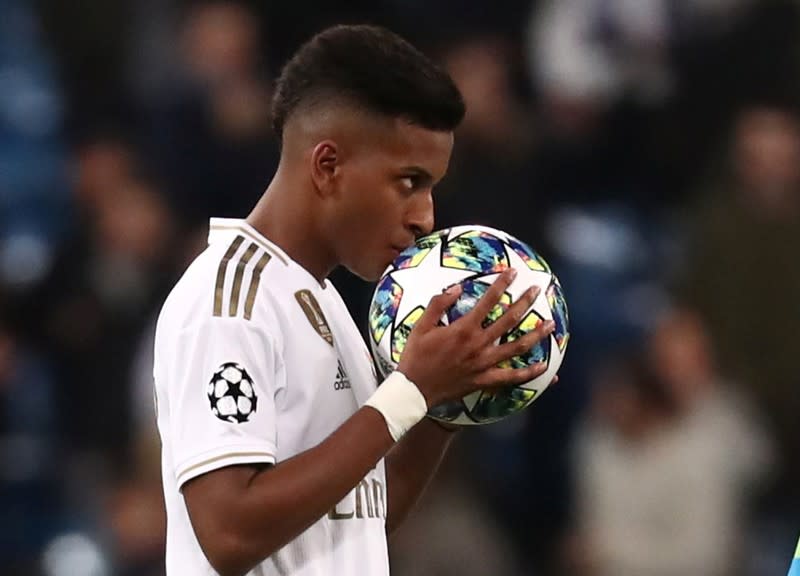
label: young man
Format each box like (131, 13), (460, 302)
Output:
(154, 25), (555, 576)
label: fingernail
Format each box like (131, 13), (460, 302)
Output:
(530, 286), (541, 298)
(445, 284), (461, 295)
(508, 268), (518, 280)
(545, 320), (556, 332)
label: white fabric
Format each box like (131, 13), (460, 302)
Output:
(365, 371), (427, 442)
(154, 218), (389, 576)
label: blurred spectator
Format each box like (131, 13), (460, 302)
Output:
(106, 470), (166, 576)
(26, 134), (175, 474)
(529, 0), (751, 114)
(527, 0), (676, 208)
(531, 0), (674, 109)
(17, 134), (178, 575)
(389, 444), (521, 576)
(527, 0), (755, 209)
(679, 104), (800, 508)
(126, 0), (182, 110)
(566, 308), (771, 576)
(39, 0), (134, 142)
(436, 34), (539, 239)
(144, 0), (279, 230)
(0, 300), (67, 574)
(0, 0), (70, 294)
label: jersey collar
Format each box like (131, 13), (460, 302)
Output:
(208, 218), (290, 266)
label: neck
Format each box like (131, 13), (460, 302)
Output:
(246, 167), (336, 282)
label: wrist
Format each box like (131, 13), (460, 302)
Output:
(364, 371), (428, 442)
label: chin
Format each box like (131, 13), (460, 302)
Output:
(345, 261), (387, 283)
(357, 268), (385, 283)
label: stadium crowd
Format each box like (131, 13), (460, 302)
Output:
(1, 0), (798, 574)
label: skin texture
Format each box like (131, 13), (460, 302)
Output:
(182, 104), (555, 576)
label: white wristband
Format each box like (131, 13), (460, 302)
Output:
(364, 371), (428, 442)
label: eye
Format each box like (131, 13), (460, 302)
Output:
(397, 171), (433, 192)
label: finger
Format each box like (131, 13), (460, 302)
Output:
(482, 285), (540, 344)
(466, 268), (517, 327)
(483, 319), (555, 368)
(475, 360), (548, 388)
(415, 283), (463, 333)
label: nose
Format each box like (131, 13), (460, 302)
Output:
(407, 190), (434, 238)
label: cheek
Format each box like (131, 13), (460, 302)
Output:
(336, 167), (402, 239)
(347, 181), (400, 223)
(340, 194), (398, 263)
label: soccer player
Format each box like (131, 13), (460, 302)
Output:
(153, 24), (555, 576)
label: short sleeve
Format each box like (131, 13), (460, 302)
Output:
(163, 316), (281, 488)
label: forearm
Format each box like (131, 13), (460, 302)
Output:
(185, 406), (394, 576)
(384, 417), (459, 535)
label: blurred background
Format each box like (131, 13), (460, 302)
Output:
(1, 0), (798, 574)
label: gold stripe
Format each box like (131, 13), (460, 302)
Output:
(210, 223), (288, 265)
(244, 252), (271, 320)
(213, 236), (245, 317)
(178, 451), (275, 484)
(229, 242), (259, 317)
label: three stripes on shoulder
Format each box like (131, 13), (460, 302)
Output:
(214, 235), (272, 320)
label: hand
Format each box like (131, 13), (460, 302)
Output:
(397, 268), (555, 408)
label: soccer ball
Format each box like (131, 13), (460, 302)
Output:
(207, 362), (258, 423)
(368, 225), (569, 426)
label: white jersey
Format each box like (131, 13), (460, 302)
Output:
(154, 218), (389, 576)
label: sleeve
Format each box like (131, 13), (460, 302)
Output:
(164, 315), (282, 489)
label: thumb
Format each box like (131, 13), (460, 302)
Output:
(415, 283), (462, 332)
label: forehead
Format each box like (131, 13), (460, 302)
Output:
(363, 118), (454, 179)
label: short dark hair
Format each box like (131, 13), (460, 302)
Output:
(271, 25), (465, 140)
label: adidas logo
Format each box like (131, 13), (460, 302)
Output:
(334, 360), (351, 391)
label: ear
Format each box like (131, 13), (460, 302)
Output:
(310, 140), (339, 197)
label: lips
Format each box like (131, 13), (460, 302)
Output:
(386, 240), (413, 265)
(393, 239), (415, 253)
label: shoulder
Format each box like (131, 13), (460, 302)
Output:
(156, 236), (287, 340)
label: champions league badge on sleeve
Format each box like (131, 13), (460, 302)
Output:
(207, 362), (258, 423)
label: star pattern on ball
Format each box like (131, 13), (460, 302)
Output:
(390, 241), (475, 324)
(503, 246), (553, 301)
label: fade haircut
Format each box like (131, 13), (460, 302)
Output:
(271, 25), (465, 140)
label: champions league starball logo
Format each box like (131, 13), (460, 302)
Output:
(207, 362), (258, 423)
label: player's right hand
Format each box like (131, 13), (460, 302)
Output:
(396, 268), (555, 408)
